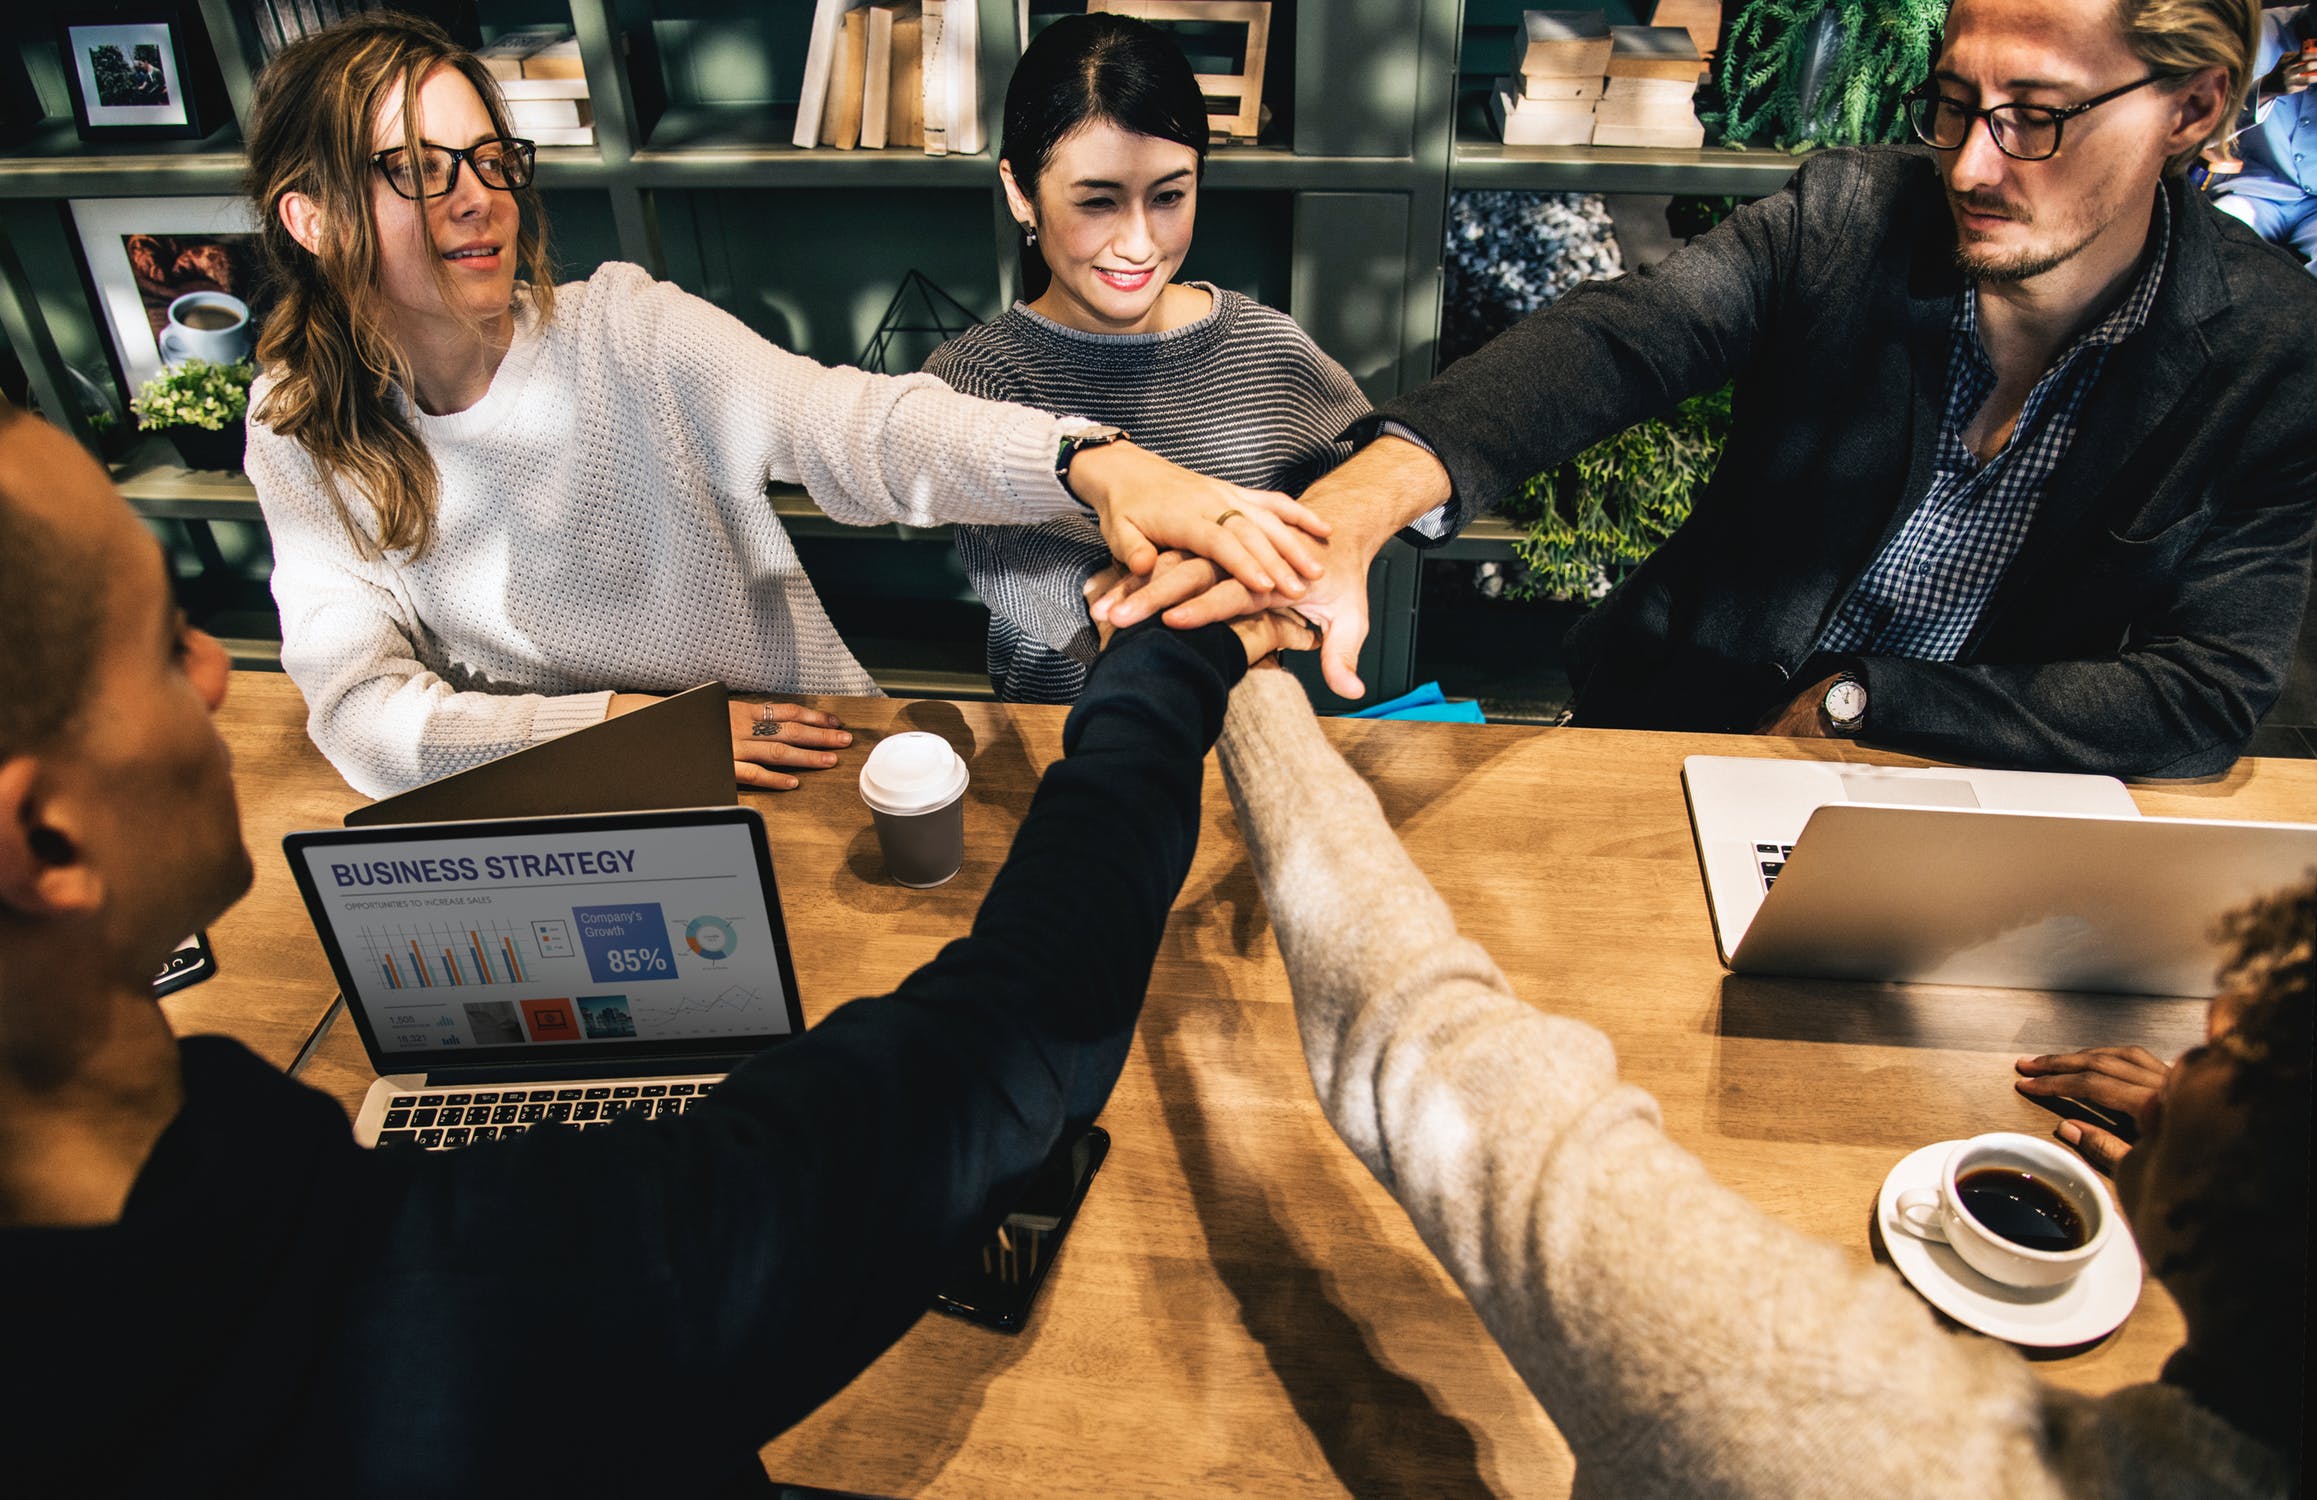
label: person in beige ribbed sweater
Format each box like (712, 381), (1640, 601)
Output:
(1214, 665), (2305, 1497)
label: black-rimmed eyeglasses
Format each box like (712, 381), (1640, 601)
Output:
(370, 138), (538, 200)
(1905, 75), (2171, 162)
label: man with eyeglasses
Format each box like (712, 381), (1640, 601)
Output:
(1103, 0), (2317, 778)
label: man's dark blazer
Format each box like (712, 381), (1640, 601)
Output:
(1378, 146), (2317, 777)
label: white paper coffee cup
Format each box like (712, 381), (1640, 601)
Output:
(860, 731), (969, 888)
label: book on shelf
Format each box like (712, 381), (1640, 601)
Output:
(1649, 0), (1722, 63)
(521, 38), (586, 81)
(1513, 74), (1604, 102)
(921, 0), (949, 155)
(506, 98), (592, 132)
(795, 0), (873, 148)
(475, 26), (573, 82)
(497, 77), (592, 101)
(1519, 10), (1613, 81)
(887, 3), (926, 149)
(1594, 27), (1705, 147)
(859, 2), (927, 151)
(1606, 25), (1704, 82)
(862, 3), (896, 149)
(822, 7), (871, 149)
(939, 0), (983, 154)
(1491, 85), (1596, 146)
(519, 125), (599, 147)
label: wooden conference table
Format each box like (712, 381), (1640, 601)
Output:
(187, 671), (2317, 1497)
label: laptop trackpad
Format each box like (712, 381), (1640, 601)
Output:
(1835, 771), (1982, 809)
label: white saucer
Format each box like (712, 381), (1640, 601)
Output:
(1876, 1141), (2143, 1348)
(157, 324), (252, 367)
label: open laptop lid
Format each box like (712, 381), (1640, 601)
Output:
(345, 682), (733, 827)
(1680, 754), (2139, 964)
(1727, 804), (2317, 997)
(285, 807), (805, 1081)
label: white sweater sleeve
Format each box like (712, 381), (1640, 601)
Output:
(248, 412), (612, 798)
(616, 268), (1093, 528)
(1214, 669), (2097, 1498)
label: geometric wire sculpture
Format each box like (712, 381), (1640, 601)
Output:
(858, 270), (984, 374)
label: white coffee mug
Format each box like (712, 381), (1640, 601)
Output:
(1895, 1132), (2113, 1290)
(165, 291), (253, 365)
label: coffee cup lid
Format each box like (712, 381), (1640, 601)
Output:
(859, 731), (968, 815)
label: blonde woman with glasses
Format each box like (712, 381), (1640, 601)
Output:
(241, 12), (1328, 797)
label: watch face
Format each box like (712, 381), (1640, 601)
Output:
(1825, 678), (1868, 724)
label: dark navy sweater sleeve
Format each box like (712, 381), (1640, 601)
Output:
(3, 620), (1249, 1498)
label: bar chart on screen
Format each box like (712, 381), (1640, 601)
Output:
(362, 921), (542, 990)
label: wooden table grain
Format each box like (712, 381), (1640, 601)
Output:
(195, 672), (2317, 1498)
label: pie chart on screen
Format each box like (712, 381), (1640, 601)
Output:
(684, 915), (739, 966)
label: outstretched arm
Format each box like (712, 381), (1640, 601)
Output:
(1216, 669), (2059, 1493)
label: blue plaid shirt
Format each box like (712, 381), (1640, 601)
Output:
(1817, 193), (2171, 661)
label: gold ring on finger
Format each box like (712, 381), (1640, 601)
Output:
(1213, 509), (1243, 527)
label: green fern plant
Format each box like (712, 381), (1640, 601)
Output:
(1703, 0), (1946, 151)
(1495, 385), (1733, 603)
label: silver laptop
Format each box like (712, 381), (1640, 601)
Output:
(345, 681), (734, 828)
(1681, 755), (2317, 997)
(284, 807), (806, 1146)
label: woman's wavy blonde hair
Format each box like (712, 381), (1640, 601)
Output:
(245, 11), (554, 557)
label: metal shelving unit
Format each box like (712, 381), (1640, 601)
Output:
(5, 0), (1778, 703)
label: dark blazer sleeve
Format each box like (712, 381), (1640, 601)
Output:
(1858, 447), (2317, 777)
(1375, 150), (1873, 514)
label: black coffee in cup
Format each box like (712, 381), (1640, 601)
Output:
(176, 303), (243, 331)
(1956, 1166), (2088, 1253)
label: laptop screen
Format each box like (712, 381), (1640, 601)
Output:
(286, 808), (806, 1073)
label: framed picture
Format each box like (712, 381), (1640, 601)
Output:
(69, 197), (269, 394)
(56, 6), (227, 142)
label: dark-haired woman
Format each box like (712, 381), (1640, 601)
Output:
(239, 13), (1327, 797)
(926, 13), (1371, 703)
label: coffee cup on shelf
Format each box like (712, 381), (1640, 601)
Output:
(164, 291), (253, 365)
(860, 731), (969, 888)
(1895, 1131), (2114, 1290)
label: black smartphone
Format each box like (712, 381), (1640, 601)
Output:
(932, 1125), (1110, 1333)
(152, 932), (217, 998)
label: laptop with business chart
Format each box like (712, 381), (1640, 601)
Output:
(1681, 755), (2317, 998)
(285, 806), (805, 1148)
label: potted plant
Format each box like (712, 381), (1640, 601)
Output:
(1495, 384), (1733, 603)
(131, 357), (255, 473)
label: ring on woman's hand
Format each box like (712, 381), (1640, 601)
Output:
(750, 704), (783, 738)
(1213, 509), (1243, 527)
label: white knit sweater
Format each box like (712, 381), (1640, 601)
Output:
(250, 262), (1098, 797)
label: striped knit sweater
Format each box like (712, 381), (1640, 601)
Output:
(923, 285), (1372, 702)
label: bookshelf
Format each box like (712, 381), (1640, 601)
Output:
(3, 0), (1791, 706)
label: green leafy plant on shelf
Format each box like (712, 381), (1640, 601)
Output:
(130, 358), (255, 433)
(1495, 385), (1733, 603)
(1703, 0), (1946, 152)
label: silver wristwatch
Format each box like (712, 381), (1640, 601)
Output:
(1822, 672), (1869, 737)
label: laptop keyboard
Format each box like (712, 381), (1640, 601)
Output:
(1754, 842), (1796, 891)
(374, 1077), (724, 1150)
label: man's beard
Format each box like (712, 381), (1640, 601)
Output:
(1947, 191), (2092, 284)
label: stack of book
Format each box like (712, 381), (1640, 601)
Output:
(1492, 10), (1613, 147)
(1594, 25), (1705, 148)
(476, 27), (594, 148)
(795, 0), (980, 154)
(1648, 0), (1722, 73)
